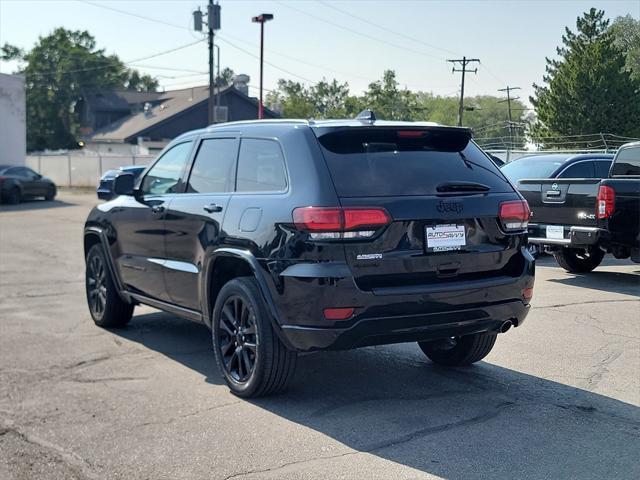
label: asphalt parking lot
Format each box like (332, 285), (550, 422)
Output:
(1, 192), (639, 480)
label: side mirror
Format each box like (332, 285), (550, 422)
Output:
(35, 173), (43, 180)
(113, 172), (135, 196)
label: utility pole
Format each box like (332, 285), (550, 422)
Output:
(447, 57), (479, 126)
(498, 86), (521, 149)
(193, 1), (221, 125)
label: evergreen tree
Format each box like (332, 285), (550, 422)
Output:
(530, 9), (640, 146)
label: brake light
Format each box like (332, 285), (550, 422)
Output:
(293, 207), (391, 240)
(499, 200), (530, 231)
(596, 185), (615, 219)
(397, 130), (425, 138)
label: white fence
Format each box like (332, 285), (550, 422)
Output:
(26, 148), (615, 188)
(26, 153), (154, 188)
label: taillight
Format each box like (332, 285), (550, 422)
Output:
(292, 206), (391, 240)
(0, 176), (6, 187)
(499, 200), (530, 232)
(323, 307), (355, 320)
(596, 185), (615, 219)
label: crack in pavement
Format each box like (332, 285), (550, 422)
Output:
(222, 401), (516, 479)
(0, 419), (100, 480)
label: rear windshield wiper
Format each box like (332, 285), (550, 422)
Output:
(436, 181), (491, 193)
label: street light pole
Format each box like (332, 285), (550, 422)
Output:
(208, 0), (214, 124)
(252, 13), (274, 120)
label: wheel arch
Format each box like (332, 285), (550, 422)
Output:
(203, 248), (293, 349)
(83, 226), (130, 302)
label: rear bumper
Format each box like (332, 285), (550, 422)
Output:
(269, 250), (534, 352)
(282, 301), (530, 351)
(528, 224), (607, 248)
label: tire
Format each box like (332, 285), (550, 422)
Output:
(418, 332), (497, 367)
(85, 244), (133, 328)
(553, 246), (605, 273)
(45, 185), (56, 201)
(212, 277), (297, 398)
(6, 187), (20, 205)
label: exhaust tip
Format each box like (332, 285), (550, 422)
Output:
(499, 320), (513, 334)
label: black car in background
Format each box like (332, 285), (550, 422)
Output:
(84, 114), (534, 398)
(97, 166), (146, 200)
(0, 165), (57, 205)
(501, 153), (614, 184)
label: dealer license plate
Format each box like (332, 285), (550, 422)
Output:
(546, 225), (564, 240)
(426, 224), (466, 252)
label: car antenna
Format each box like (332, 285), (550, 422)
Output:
(356, 109), (376, 124)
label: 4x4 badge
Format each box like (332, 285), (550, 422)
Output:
(436, 200), (463, 213)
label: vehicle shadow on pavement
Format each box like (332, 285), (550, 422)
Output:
(547, 270), (640, 296)
(115, 311), (640, 480)
(0, 199), (76, 212)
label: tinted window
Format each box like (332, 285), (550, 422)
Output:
(186, 138), (237, 193)
(595, 160), (613, 178)
(141, 142), (193, 195)
(501, 157), (566, 182)
(236, 139), (287, 192)
(319, 129), (511, 196)
(612, 146), (640, 176)
(558, 161), (595, 178)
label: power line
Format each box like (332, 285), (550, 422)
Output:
(81, 0), (188, 31)
(275, 0), (444, 61)
(26, 39), (205, 78)
(447, 57), (480, 126)
(315, 0), (459, 56)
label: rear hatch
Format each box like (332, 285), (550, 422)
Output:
(313, 126), (526, 292)
(518, 178), (601, 228)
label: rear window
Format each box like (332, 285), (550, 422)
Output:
(501, 157), (566, 182)
(611, 146), (640, 176)
(317, 128), (511, 197)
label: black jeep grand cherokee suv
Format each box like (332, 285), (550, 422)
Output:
(84, 113), (534, 397)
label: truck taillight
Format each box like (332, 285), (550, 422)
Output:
(499, 200), (530, 232)
(292, 207), (391, 240)
(596, 185), (615, 219)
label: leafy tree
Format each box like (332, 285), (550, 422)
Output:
(530, 8), (640, 146)
(361, 70), (418, 120)
(610, 15), (640, 81)
(125, 70), (159, 92)
(267, 78), (359, 119)
(4, 28), (158, 151)
(215, 67), (235, 87)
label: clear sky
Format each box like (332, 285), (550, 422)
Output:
(1, 0), (638, 106)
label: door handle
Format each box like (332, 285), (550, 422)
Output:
(203, 203), (223, 213)
(151, 205), (165, 214)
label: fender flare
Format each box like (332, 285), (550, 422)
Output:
(83, 226), (131, 303)
(203, 248), (295, 350)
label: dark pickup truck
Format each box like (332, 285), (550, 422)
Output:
(518, 141), (640, 272)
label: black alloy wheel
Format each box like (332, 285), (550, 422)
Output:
(217, 295), (258, 383)
(85, 244), (133, 327)
(87, 252), (107, 319)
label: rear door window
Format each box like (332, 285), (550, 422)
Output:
(612, 146), (640, 176)
(317, 128), (512, 197)
(558, 161), (596, 178)
(236, 139), (287, 192)
(595, 160), (613, 178)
